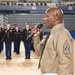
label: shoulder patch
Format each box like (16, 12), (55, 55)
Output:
(63, 40), (70, 54)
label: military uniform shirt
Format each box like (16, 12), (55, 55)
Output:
(33, 23), (73, 75)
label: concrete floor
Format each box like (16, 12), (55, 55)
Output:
(0, 41), (74, 75)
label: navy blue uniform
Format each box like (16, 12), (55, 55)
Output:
(4, 28), (12, 59)
(0, 28), (4, 53)
(22, 28), (32, 59)
(13, 29), (21, 54)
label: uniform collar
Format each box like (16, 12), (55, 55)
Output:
(50, 23), (64, 34)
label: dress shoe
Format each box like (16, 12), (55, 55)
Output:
(25, 57), (27, 59)
(16, 53), (20, 54)
(6, 58), (8, 60)
(28, 57), (30, 59)
(9, 58), (12, 60)
(13, 51), (16, 52)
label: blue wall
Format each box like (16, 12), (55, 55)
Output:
(70, 31), (75, 39)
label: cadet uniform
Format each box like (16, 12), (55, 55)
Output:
(12, 27), (15, 31)
(4, 28), (12, 59)
(13, 28), (21, 54)
(0, 27), (4, 53)
(22, 28), (32, 59)
(33, 23), (73, 75)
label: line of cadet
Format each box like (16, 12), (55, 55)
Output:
(0, 22), (43, 60)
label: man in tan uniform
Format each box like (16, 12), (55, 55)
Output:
(32, 7), (73, 75)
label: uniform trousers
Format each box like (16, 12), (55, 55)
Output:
(14, 42), (16, 52)
(1, 41), (3, 51)
(5, 43), (12, 58)
(14, 41), (20, 54)
(24, 42), (31, 58)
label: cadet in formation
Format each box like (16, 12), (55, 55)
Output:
(4, 23), (12, 60)
(22, 23), (32, 59)
(13, 24), (22, 54)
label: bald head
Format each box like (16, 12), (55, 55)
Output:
(46, 7), (63, 22)
(43, 7), (64, 29)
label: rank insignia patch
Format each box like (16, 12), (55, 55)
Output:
(63, 40), (70, 54)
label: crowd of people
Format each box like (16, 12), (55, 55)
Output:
(0, 22), (43, 60)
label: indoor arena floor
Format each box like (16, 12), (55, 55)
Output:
(0, 42), (41, 75)
(0, 41), (74, 75)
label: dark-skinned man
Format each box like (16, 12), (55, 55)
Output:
(32, 7), (73, 75)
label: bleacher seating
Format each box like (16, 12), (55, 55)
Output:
(0, 2), (7, 5)
(0, 1), (75, 7)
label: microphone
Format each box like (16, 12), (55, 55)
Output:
(37, 24), (43, 29)
(26, 24), (43, 40)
